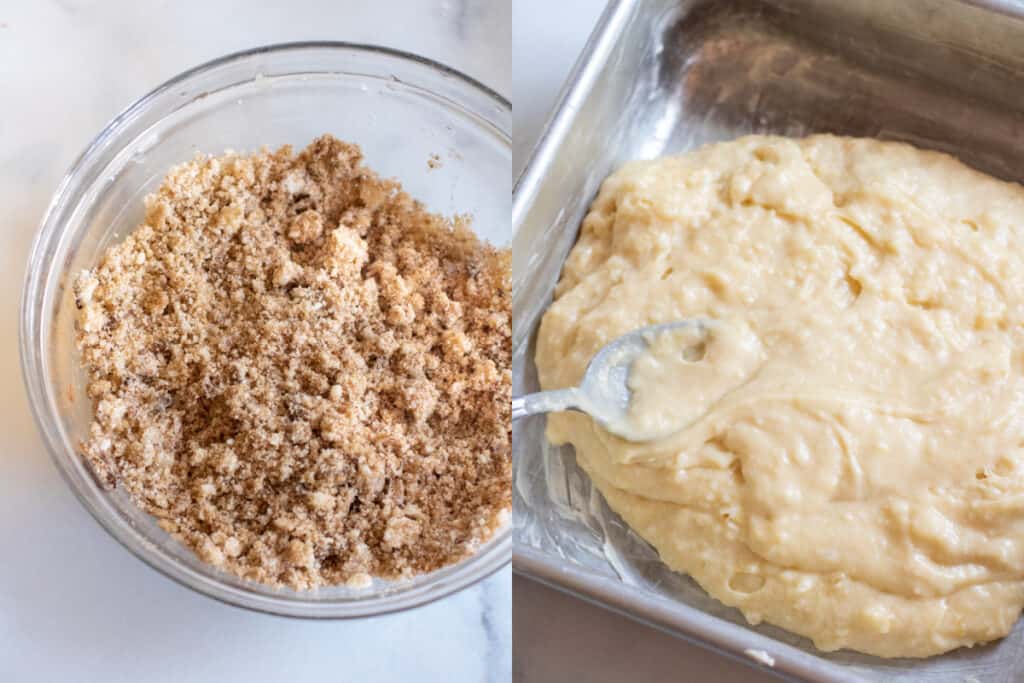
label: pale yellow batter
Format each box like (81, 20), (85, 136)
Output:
(535, 135), (1024, 657)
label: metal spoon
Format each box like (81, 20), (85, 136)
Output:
(512, 320), (713, 441)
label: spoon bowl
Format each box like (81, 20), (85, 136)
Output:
(513, 319), (714, 441)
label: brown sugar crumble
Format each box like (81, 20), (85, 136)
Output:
(73, 135), (511, 590)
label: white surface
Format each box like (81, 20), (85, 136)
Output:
(512, 1), (774, 680)
(0, 2), (509, 682)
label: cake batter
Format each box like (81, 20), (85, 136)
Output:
(535, 135), (1024, 657)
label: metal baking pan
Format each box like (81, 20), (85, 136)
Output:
(512, 0), (1024, 680)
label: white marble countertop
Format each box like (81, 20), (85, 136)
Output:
(512, 1), (773, 680)
(0, 2), (509, 682)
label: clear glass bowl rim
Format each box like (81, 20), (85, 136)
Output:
(20, 41), (512, 619)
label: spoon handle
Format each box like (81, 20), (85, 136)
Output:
(512, 388), (582, 421)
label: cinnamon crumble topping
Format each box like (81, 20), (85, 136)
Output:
(74, 135), (511, 589)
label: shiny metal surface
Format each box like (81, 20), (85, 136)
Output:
(512, 1), (1024, 680)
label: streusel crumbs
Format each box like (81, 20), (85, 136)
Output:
(74, 135), (511, 590)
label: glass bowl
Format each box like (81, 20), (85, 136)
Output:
(20, 42), (511, 618)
